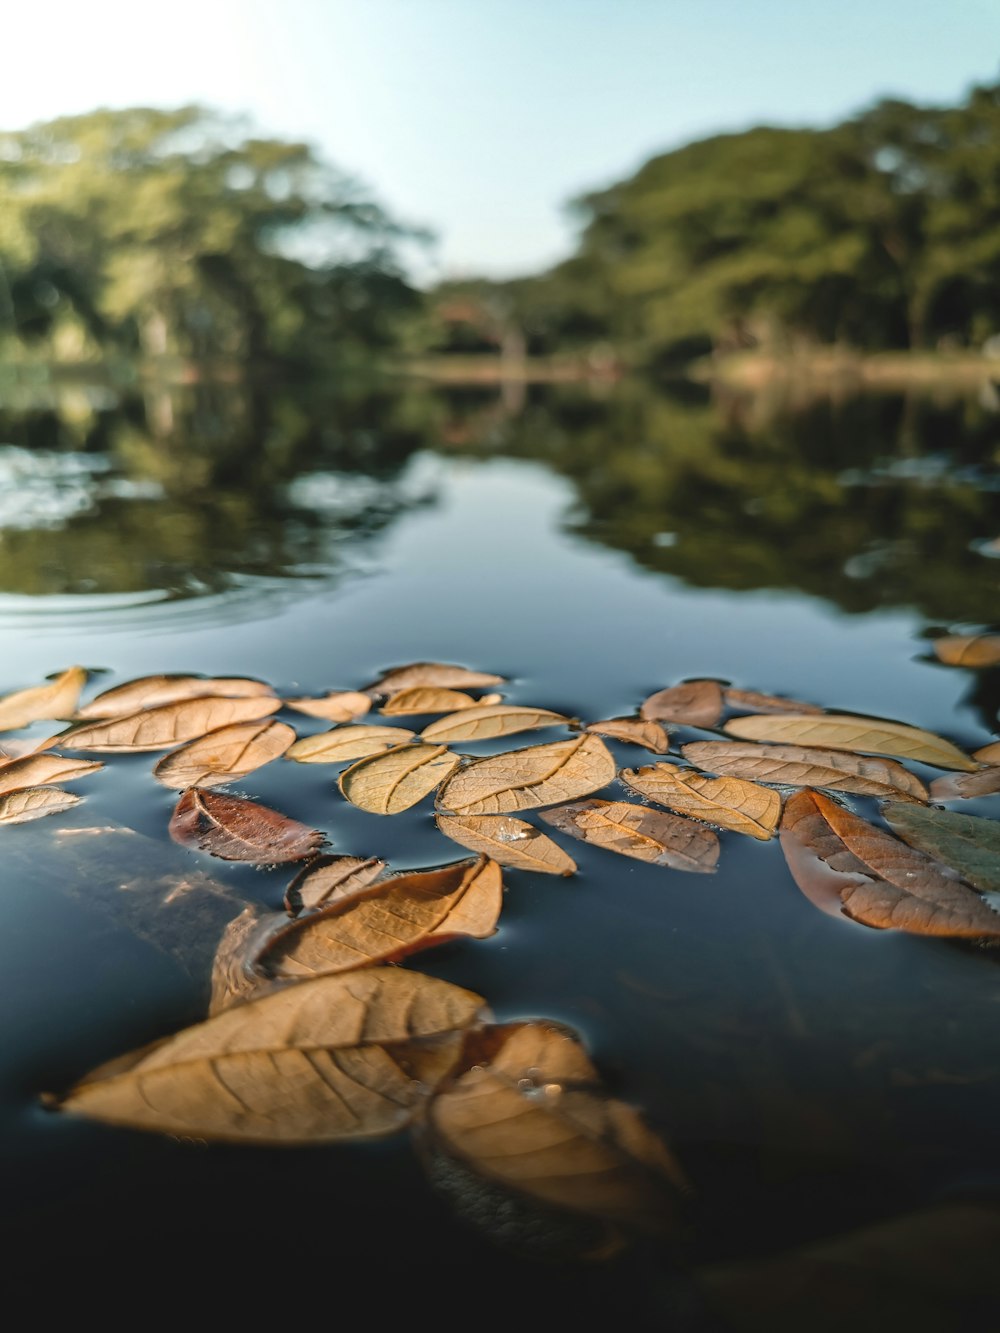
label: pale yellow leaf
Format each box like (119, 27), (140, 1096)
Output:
(723, 713), (978, 772)
(366, 662), (506, 695)
(437, 734), (615, 815)
(281, 690), (371, 722)
(0, 666), (87, 732)
(0, 753), (103, 796)
(0, 786), (81, 824)
(46, 695), (282, 753)
(284, 855), (388, 913)
(422, 703), (572, 744)
(152, 719), (296, 789)
(722, 687), (823, 715)
(286, 724), (417, 763)
(436, 813), (577, 875)
(539, 799), (719, 871)
(339, 743), (460, 814)
(973, 741), (1000, 764)
(74, 673), (276, 719)
(380, 687), (483, 715)
(621, 763), (780, 839)
(681, 740), (928, 802)
(583, 717), (671, 753)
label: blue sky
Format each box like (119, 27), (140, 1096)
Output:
(3, 1), (999, 283)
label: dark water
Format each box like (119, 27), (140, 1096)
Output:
(1, 373), (999, 1327)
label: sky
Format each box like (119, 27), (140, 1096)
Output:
(2, 0), (999, 285)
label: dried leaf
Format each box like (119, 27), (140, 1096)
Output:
(931, 634), (1000, 668)
(0, 666), (87, 732)
(973, 741), (1000, 764)
(778, 789), (1000, 937)
(419, 1020), (689, 1242)
(366, 662), (506, 695)
(539, 799), (719, 872)
(436, 813), (577, 875)
(380, 687), (484, 715)
(284, 854), (388, 914)
(0, 753), (103, 795)
(723, 687), (824, 715)
(286, 724), (416, 763)
(0, 786), (82, 824)
(724, 713), (978, 772)
(880, 802), (1000, 893)
(169, 787), (325, 863)
(281, 690), (371, 722)
(152, 719), (296, 789)
(437, 734), (615, 815)
(49, 695), (282, 753)
(682, 740), (929, 802)
(339, 743), (460, 814)
(422, 703), (572, 744)
(620, 764), (781, 840)
(639, 680), (724, 728)
(583, 717), (671, 753)
(75, 673), (275, 719)
(53, 968), (490, 1144)
(928, 768), (1000, 800)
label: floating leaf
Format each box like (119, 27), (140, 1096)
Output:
(381, 687), (484, 716)
(436, 813), (577, 875)
(778, 789), (1000, 937)
(583, 717), (671, 753)
(339, 743), (460, 814)
(49, 695), (282, 753)
(540, 799), (719, 872)
(437, 734), (615, 816)
(422, 703), (571, 744)
(52, 968), (490, 1144)
(286, 724), (416, 763)
(931, 634), (1000, 668)
(682, 740), (928, 802)
(0, 786), (81, 825)
(0, 753), (103, 796)
(620, 764), (781, 840)
(639, 680), (724, 728)
(881, 802), (1000, 894)
(281, 690), (371, 722)
(366, 662), (506, 695)
(284, 854), (388, 914)
(724, 713), (978, 772)
(152, 719), (296, 789)
(417, 1020), (689, 1243)
(973, 741), (1000, 764)
(169, 787), (325, 863)
(723, 687), (823, 715)
(0, 666), (87, 732)
(74, 673), (276, 719)
(929, 767), (1000, 800)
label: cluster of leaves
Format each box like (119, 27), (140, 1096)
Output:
(3, 649), (999, 1260)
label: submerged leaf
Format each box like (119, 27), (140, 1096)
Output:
(169, 788), (325, 863)
(281, 690), (371, 722)
(583, 717), (671, 753)
(53, 968), (490, 1144)
(422, 703), (571, 744)
(152, 719), (295, 789)
(725, 713), (978, 772)
(437, 734), (615, 815)
(436, 813), (577, 875)
(928, 768), (1000, 800)
(778, 789), (1000, 937)
(74, 673), (276, 719)
(284, 854), (388, 914)
(722, 687), (824, 716)
(0, 666), (88, 732)
(381, 687), (484, 716)
(0, 753), (104, 796)
(339, 744), (460, 814)
(931, 634), (1000, 668)
(682, 740), (928, 802)
(286, 724), (416, 763)
(620, 763), (781, 840)
(49, 695), (282, 753)
(880, 802), (1000, 894)
(366, 662), (506, 695)
(0, 786), (81, 825)
(639, 680), (724, 728)
(540, 799), (719, 872)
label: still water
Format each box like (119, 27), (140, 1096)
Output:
(1, 374), (998, 1326)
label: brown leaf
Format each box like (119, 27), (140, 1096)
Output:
(583, 717), (671, 753)
(365, 662), (506, 695)
(339, 743), (460, 814)
(724, 713), (978, 771)
(380, 687), (484, 715)
(0, 786), (82, 824)
(418, 1020), (690, 1242)
(0, 666), (88, 732)
(284, 854), (388, 914)
(281, 690), (371, 722)
(722, 687), (824, 715)
(928, 768), (1000, 800)
(437, 734), (615, 815)
(75, 673), (276, 719)
(49, 695), (283, 753)
(421, 703), (572, 744)
(436, 813), (577, 875)
(0, 753), (103, 796)
(620, 764), (781, 840)
(152, 719), (296, 789)
(639, 680), (724, 728)
(52, 968), (490, 1144)
(880, 802), (1000, 893)
(168, 787), (326, 863)
(973, 741), (1000, 764)
(286, 724), (416, 763)
(778, 789), (1000, 937)
(539, 799), (719, 872)
(931, 634), (1000, 668)
(682, 740), (929, 802)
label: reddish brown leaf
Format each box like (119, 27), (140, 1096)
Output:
(639, 680), (723, 728)
(168, 788), (326, 863)
(723, 687), (824, 715)
(583, 717), (671, 753)
(539, 798), (719, 872)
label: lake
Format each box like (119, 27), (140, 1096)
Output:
(1, 371), (998, 1328)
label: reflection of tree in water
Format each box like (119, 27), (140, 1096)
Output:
(0, 380), (437, 597)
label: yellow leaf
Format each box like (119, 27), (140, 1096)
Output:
(284, 854), (388, 913)
(437, 734), (615, 815)
(46, 695), (282, 753)
(931, 634), (1000, 668)
(620, 764), (781, 840)
(153, 719), (295, 788)
(281, 690), (371, 722)
(0, 666), (88, 732)
(583, 717), (671, 753)
(0, 786), (81, 824)
(339, 743), (460, 814)
(0, 753), (103, 796)
(366, 662), (506, 695)
(681, 740), (928, 802)
(436, 813), (577, 875)
(539, 798), (719, 871)
(286, 724), (416, 763)
(381, 687), (483, 715)
(422, 703), (571, 744)
(74, 673), (275, 719)
(724, 713), (978, 772)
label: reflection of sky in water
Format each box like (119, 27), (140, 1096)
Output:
(0, 446), (109, 527)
